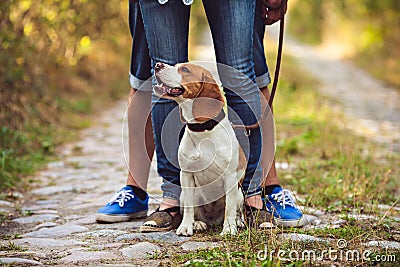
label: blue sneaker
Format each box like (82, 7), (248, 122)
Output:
(96, 186), (148, 223)
(263, 187), (307, 227)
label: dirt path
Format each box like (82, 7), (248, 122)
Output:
(267, 23), (400, 151)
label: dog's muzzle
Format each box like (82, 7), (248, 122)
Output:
(153, 82), (185, 97)
(154, 72), (185, 97)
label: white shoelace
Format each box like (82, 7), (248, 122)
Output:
(108, 189), (135, 208)
(270, 189), (297, 209)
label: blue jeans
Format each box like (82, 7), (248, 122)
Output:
(254, 0), (271, 87)
(129, 0), (270, 89)
(139, 0), (268, 201)
(128, 0), (152, 88)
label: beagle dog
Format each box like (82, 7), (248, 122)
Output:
(153, 62), (245, 236)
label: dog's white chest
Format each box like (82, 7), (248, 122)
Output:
(178, 120), (238, 176)
(179, 136), (223, 174)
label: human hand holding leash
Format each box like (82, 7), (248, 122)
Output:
(262, 0), (288, 25)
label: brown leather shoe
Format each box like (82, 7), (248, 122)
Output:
(139, 206), (183, 233)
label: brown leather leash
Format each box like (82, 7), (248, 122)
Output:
(232, 7), (285, 131)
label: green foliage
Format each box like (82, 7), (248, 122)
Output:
(0, 241), (26, 252)
(0, 1), (130, 191)
(1, 0), (130, 127)
(0, 125), (60, 190)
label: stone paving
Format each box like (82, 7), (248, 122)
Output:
(0, 100), (168, 266)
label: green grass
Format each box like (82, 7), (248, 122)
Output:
(162, 223), (400, 266)
(163, 224), (399, 266)
(0, 126), (59, 191)
(0, 242), (26, 253)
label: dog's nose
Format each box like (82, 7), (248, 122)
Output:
(154, 62), (165, 73)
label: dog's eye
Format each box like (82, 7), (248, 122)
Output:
(181, 66), (190, 73)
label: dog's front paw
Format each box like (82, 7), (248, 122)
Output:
(220, 224), (237, 236)
(193, 221), (207, 231)
(176, 223), (194, 236)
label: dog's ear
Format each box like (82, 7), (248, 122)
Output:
(192, 73), (224, 122)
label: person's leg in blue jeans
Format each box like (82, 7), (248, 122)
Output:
(253, 0), (306, 227)
(202, 0), (264, 210)
(138, 0), (190, 231)
(96, 0), (154, 223)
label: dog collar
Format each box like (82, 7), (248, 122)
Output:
(187, 110), (225, 132)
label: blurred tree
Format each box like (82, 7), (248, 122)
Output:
(0, 0), (130, 128)
(1, 0), (133, 190)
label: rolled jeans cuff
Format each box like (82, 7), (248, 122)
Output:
(161, 179), (181, 202)
(246, 187), (262, 198)
(255, 71), (271, 89)
(242, 163), (263, 197)
(129, 72), (147, 89)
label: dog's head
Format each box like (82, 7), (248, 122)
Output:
(154, 62), (224, 123)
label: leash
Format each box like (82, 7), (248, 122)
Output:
(232, 8), (285, 132)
